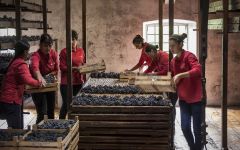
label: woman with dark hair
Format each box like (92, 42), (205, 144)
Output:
(170, 33), (202, 150)
(144, 44), (169, 75)
(30, 33), (58, 124)
(0, 40), (41, 129)
(125, 35), (152, 72)
(59, 30), (85, 119)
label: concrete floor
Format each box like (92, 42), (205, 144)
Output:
(0, 107), (239, 150)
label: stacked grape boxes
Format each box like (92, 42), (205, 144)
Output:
(0, 129), (30, 150)
(18, 117), (79, 150)
(69, 73), (174, 150)
(0, 118), (79, 150)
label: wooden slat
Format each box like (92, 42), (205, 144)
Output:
(78, 143), (170, 150)
(79, 136), (169, 144)
(69, 114), (170, 121)
(74, 60), (106, 74)
(25, 86), (58, 94)
(70, 106), (172, 114)
(68, 132), (79, 150)
(79, 121), (170, 129)
(80, 128), (170, 136)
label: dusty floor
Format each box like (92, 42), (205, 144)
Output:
(0, 107), (239, 150)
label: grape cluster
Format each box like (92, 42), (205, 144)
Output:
(82, 85), (142, 94)
(44, 74), (56, 83)
(90, 72), (120, 79)
(38, 120), (76, 129)
(72, 94), (170, 106)
(0, 130), (28, 141)
(25, 130), (68, 142)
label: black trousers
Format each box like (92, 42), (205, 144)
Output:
(32, 91), (55, 124)
(59, 84), (82, 119)
(0, 102), (22, 129)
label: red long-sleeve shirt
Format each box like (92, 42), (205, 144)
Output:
(170, 50), (202, 103)
(30, 49), (58, 76)
(135, 43), (152, 68)
(59, 47), (85, 85)
(0, 58), (40, 105)
(144, 51), (169, 75)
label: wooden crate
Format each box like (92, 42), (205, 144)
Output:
(35, 115), (79, 140)
(119, 72), (137, 82)
(133, 73), (175, 93)
(0, 129), (30, 150)
(25, 82), (58, 94)
(69, 96), (174, 150)
(18, 129), (74, 150)
(73, 60), (106, 74)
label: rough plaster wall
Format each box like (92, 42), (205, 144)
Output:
(1, 0), (240, 106)
(86, 0), (195, 72)
(207, 32), (240, 106)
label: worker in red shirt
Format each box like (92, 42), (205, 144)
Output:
(0, 40), (42, 129)
(125, 35), (152, 72)
(170, 33), (202, 150)
(59, 30), (85, 119)
(144, 44), (169, 75)
(30, 34), (58, 124)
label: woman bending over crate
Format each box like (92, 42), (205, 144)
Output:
(125, 35), (152, 72)
(0, 40), (42, 129)
(144, 44), (169, 75)
(59, 30), (85, 119)
(30, 34), (58, 124)
(170, 33), (202, 150)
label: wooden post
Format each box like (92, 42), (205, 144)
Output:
(42, 0), (48, 34)
(66, 0), (73, 106)
(15, 0), (21, 41)
(198, 0), (209, 148)
(222, 0), (228, 149)
(82, 0), (87, 81)
(159, 0), (163, 50)
(82, 0), (87, 61)
(169, 0), (174, 62)
(15, 0), (22, 129)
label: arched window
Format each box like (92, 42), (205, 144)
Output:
(143, 19), (197, 55)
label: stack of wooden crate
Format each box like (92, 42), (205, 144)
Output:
(69, 75), (174, 150)
(209, 0), (240, 12)
(0, 117), (79, 150)
(208, 17), (240, 32)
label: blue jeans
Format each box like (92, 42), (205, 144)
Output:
(179, 100), (202, 150)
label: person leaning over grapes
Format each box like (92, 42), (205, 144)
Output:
(125, 35), (152, 72)
(30, 34), (58, 124)
(144, 44), (169, 75)
(59, 30), (85, 119)
(0, 40), (42, 129)
(170, 33), (202, 150)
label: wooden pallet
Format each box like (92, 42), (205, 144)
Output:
(69, 101), (173, 150)
(133, 73), (175, 93)
(73, 60), (106, 74)
(25, 82), (58, 94)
